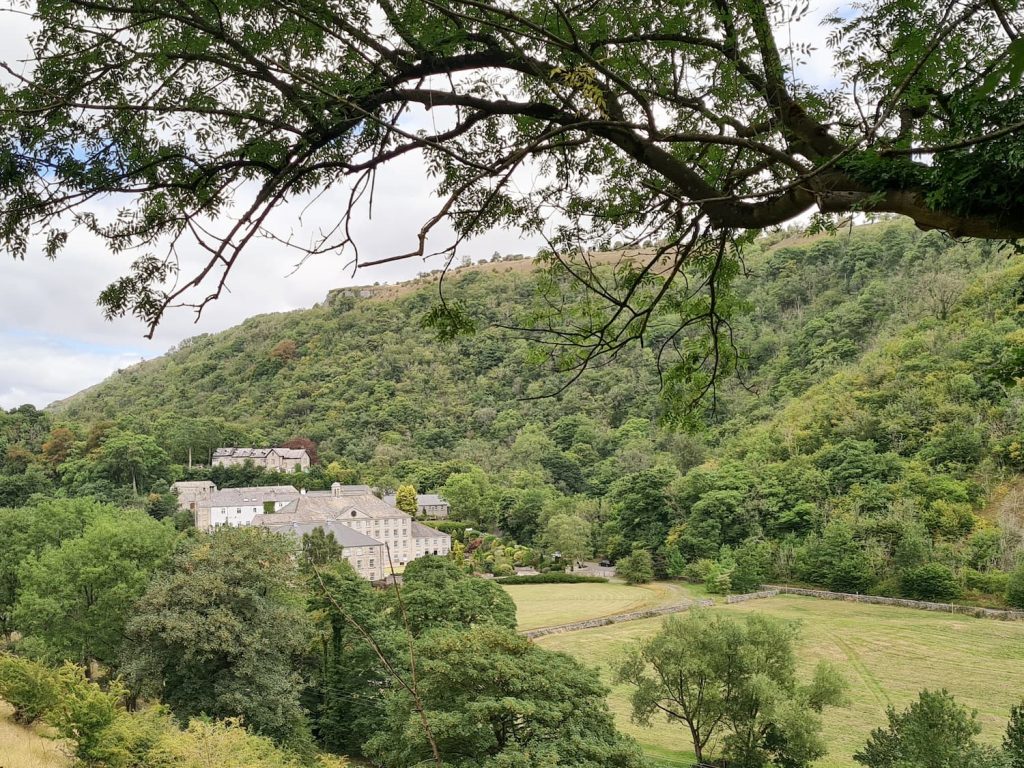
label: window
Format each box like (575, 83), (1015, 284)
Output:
(357, 560), (362, 568)
(369, 559), (375, 567)
(350, 510), (357, 517)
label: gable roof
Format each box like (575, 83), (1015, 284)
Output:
(214, 447), (309, 460)
(411, 521), (451, 540)
(253, 517), (384, 548)
(205, 485), (300, 507)
(382, 493), (447, 507)
(271, 493), (411, 522)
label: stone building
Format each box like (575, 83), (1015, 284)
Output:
(198, 485), (303, 530)
(170, 480), (217, 516)
(187, 482), (450, 578)
(382, 492), (451, 519)
(212, 447), (311, 472)
(255, 518), (386, 581)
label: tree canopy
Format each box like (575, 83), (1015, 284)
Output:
(2, 0), (1022, 384)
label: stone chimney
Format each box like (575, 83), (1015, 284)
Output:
(331, 482), (342, 497)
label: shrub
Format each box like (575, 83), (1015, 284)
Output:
(963, 569), (1010, 596)
(900, 563), (961, 602)
(492, 563), (514, 578)
(1007, 565), (1024, 609)
(617, 550), (655, 585)
(428, 521), (473, 538)
(495, 573), (608, 585)
(704, 561), (734, 595)
(682, 558), (715, 584)
(0, 653), (58, 724)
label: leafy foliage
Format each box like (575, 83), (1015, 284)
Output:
(122, 527), (313, 748)
(615, 611), (847, 767)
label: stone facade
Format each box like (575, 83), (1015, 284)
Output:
(382, 492), (450, 519)
(201, 485), (302, 529)
(170, 480), (217, 517)
(251, 483), (451, 570)
(212, 447), (311, 472)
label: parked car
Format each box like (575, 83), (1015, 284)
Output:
(599, 559), (612, 567)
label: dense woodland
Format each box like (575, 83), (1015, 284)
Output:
(0, 221), (1023, 607)
(2, 221), (1024, 767)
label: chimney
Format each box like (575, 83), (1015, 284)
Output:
(301, 488), (307, 495)
(332, 482), (342, 497)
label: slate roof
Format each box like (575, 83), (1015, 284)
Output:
(213, 447), (309, 459)
(382, 493), (448, 507)
(254, 518), (384, 548)
(410, 521), (451, 540)
(206, 485), (300, 506)
(272, 492), (410, 521)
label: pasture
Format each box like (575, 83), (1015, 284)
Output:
(502, 580), (700, 630)
(512, 586), (1024, 767)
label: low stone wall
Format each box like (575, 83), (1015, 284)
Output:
(725, 589), (779, 604)
(764, 585), (1024, 621)
(521, 599), (715, 639)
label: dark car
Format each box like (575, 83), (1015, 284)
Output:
(599, 559), (612, 567)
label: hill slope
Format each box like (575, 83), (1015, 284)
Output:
(10, 220), (1023, 602)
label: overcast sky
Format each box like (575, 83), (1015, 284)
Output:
(0, 4), (841, 409)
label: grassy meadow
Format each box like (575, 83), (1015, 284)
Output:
(503, 580), (702, 630)
(0, 701), (71, 768)
(507, 586), (1024, 768)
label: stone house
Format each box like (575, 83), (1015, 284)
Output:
(251, 483), (451, 569)
(170, 480), (217, 516)
(255, 518), (386, 581)
(212, 447), (311, 472)
(199, 485), (301, 529)
(382, 492), (451, 519)
(411, 520), (451, 558)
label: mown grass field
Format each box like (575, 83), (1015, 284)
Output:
(502, 580), (701, 630)
(0, 701), (71, 768)
(517, 588), (1024, 768)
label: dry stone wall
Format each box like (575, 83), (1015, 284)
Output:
(725, 589), (779, 604)
(521, 599), (714, 639)
(764, 585), (1024, 621)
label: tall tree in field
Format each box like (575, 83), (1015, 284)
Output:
(123, 527), (313, 748)
(615, 611), (846, 767)
(3, 0), (1021, 406)
(13, 510), (177, 669)
(394, 484), (419, 517)
(542, 513), (591, 569)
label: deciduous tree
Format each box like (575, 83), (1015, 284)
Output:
(365, 625), (645, 768)
(123, 527), (313, 747)
(13, 510), (177, 669)
(615, 611), (846, 767)
(4, 0), (1021, 400)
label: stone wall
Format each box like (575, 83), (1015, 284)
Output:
(725, 589), (779, 604)
(764, 585), (1024, 621)
(521, 599), (715, 639)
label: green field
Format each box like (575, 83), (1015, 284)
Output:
(517, 590), (1024, 768)
(502, 581), (701, 630)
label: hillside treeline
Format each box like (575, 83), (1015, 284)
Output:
(2, 221), (1024, 604)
